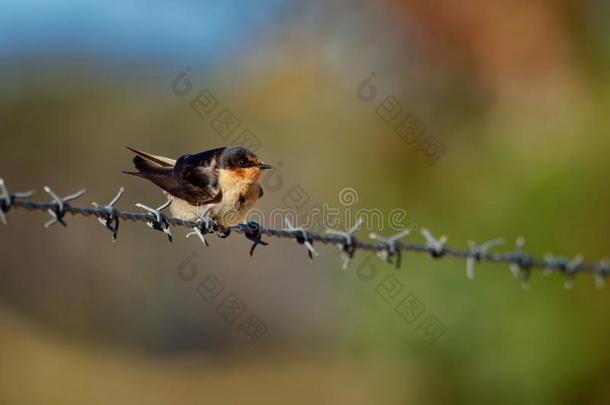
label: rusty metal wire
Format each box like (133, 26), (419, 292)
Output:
(1, 178), (608, 289)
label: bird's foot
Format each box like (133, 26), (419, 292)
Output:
(217, 228), (231, 238)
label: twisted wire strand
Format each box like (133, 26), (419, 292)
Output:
(1, 178), (608, 288)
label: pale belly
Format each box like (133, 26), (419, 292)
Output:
(166, 183), (262, 228)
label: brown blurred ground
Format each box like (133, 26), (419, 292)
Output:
(0, 308), (413, 405)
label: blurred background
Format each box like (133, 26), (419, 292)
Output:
(1, 0), (610, 403)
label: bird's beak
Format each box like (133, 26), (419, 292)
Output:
(258, 163), (273, 170)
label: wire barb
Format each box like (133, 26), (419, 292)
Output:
(563, 255), (584, 290)
(135, 199), (173, 242)
(369, 228), (412, 268)
(185, 208), (216, 247)
(326, 218), (363, 269)
(0, 178), (10, 225)
(92, 187), (124, 242)
(43, 186), (86, 227)
(542, 253), (559, 277)
(0, 178), (37, 226)
(509, 237), (532, 289)
(243, 221), (269, 256)
(421, 228), (447, 258)
(466, 238), (504, 280)
(595, 260), (609, 290)
(285, 218), (319, 261)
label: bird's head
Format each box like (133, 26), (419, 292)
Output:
(220, 146), (272, 184)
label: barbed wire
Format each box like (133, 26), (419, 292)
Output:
(1, 178), (608, 289)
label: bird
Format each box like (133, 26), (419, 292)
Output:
(123, 146), (271, 230)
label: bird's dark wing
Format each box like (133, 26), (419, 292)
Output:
(170, 148), (226, 205)
(124, 147), (225, 206)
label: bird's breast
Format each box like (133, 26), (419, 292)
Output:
(167, 171), (262, 227)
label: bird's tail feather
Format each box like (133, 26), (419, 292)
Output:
(125, 156), (174, 177)
(124, 146), (177, 191)
(125, 147), (177, 167)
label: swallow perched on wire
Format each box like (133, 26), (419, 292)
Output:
(123, 146), (271, 229)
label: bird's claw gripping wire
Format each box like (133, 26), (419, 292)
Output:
(244, 221), (268, 256)
(92, 187), (124, 242)
(217, 227), (231, 238)
(285, 218), (319, 261)
(43, 186), (86, 228)
(369, 228), (412, 269)
(135, 199), (173, 242)
(186, 208), (217, 247)
(421, 228), (447, 259)
(466, 238), (504, 280)
(326, 218), (363, 269)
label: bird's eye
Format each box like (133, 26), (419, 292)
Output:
(239, 158), (248, 167)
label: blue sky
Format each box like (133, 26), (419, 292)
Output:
(0, 0), (291, 64)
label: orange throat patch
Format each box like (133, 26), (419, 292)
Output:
(221, 167), (262, 186)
